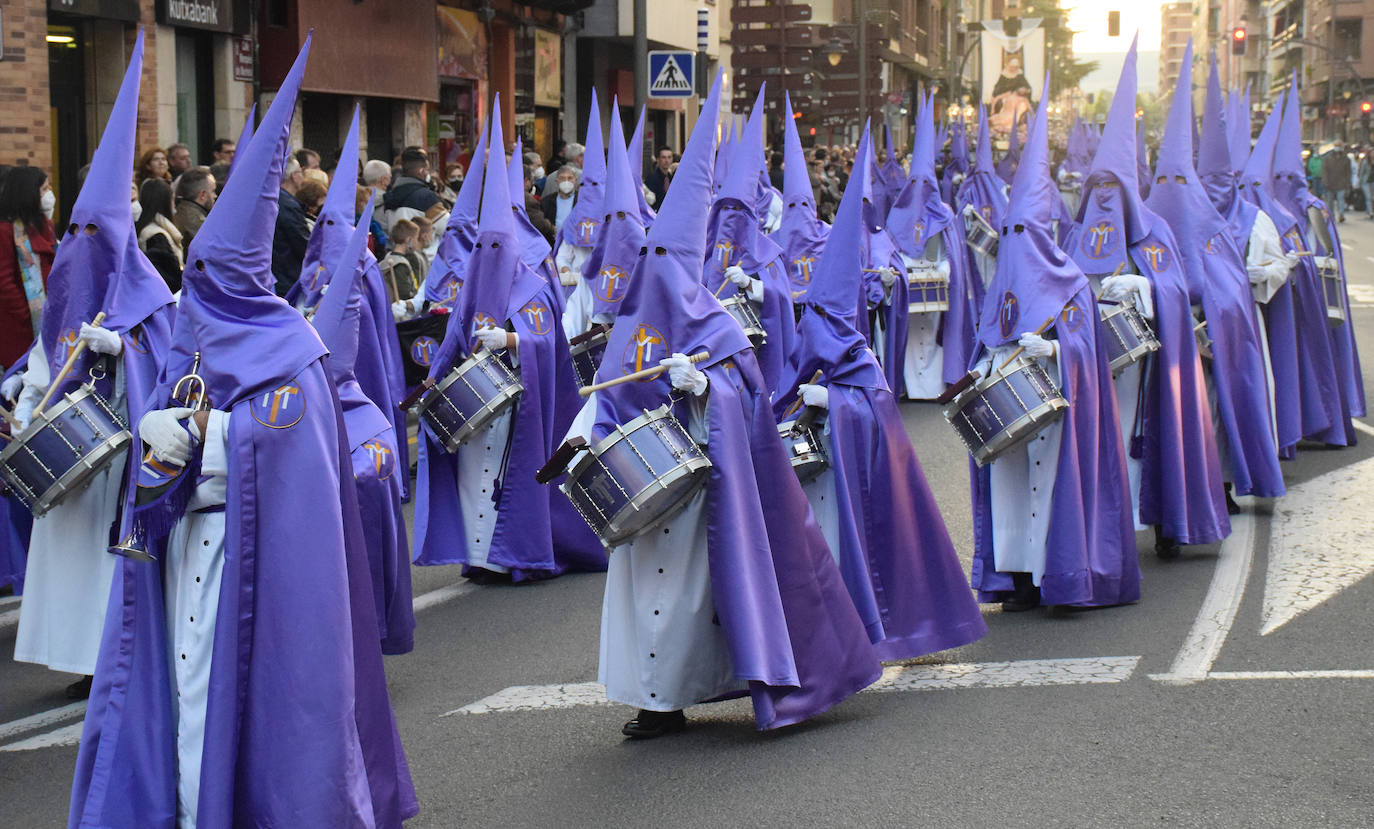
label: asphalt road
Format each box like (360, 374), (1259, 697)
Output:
(4, 217), (1374, 827)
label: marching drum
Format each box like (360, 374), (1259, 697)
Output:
(415, 348), (524, 452)
(569, 324), (612, 388)
(562, 404), (712, 549)
(907, 262), (951, 314)
(943, 355), (1069, 467)
(1315, 256), (1346, 326)
(722, 294), (767, 347)
(777, 417), (828, 483)
(963, 209), (1000, 259)
(1099, 298), (1160, 374)
(0, 384), (131, 517)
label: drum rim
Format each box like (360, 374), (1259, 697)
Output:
(417, 350), (524, 452)
(777, 418), (829, 481)
(569, 328), (611, 357)
(0, 383), (113, 454)
(943, 354), (1069, 466)
(28, 431), (131, 515)
(598, 458), (710, 547)
(971, 398), (1067, 466)
(434, 386), (521, 452)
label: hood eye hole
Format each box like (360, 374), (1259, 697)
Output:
(326, 219), (335, 225)
(654, 246), (667, 255)
(616, 211), (626, 219)
(68, 223), (78, 236)
(195, 260), (206, 271)
(638, 246), (648, 255)
(83, 224), (98, 235)
(490, 241), (500, 248)
(1014, 224), (1026, 234)
(1156, 176), (1167, 184)
(475, 242), (483, 249)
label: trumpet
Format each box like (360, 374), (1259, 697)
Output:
(109, 523), (155, 562)
(172, 351), (211, 412)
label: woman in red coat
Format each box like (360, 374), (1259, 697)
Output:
(0, 166), (57, 369)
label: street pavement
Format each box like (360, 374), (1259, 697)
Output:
(5, 217), (1374, 826)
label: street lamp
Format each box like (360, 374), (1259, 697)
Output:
(823, 33), (846, 67)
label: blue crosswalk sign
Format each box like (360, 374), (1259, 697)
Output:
(648, 51), (695, 98)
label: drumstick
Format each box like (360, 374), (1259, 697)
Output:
(578, 350), (711, 397)
(33, 311), (106, 418)
(713, 276), (732, 298)
(996, 315), (1058, 373)
(1194, 320), (1208, 333)
(781, 370), (824, 419)
(0, 402), (19, 429)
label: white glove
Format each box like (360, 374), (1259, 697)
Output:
(799, 383), (829, 410)
(764, 193), (784, 234)
(725, 265), (752, 288)
(1283, 250), (1302, 270)
(475, 326), (511, 351)
(660, 353), (708, 396)
(1018, 332), (1056, 359)
(879, 267), (899, 288)
(80, 323), (122, 356)
(1101, 274), (1154, 320)
(1, 372), (21, 401)
(138, 407), (195, 465)
(391, 299), (413, 322)
(11, 381), (40, 431)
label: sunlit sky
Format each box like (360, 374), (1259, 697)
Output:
(1061, 0), (1167, 54)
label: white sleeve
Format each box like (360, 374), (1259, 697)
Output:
(562, 279), (594, 341)
(1248, 211), (1290, 302)
(23, 338), (50, 391)
(187, 410), (231, 510)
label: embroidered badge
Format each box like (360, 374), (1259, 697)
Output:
(1081, 221), (1120, 260)
(596, 265), (631, 303)
(998, 291), (1020, 340)
(410, 336), (438, 367)
(250, 382), (305, 429)
(364, 438), (395, 481)
(622, 323), (667, 375)
(520, 300), (552, 335)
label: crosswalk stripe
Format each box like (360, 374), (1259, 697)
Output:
(0, 702), (86, 743)
(0, 722), (84, 752)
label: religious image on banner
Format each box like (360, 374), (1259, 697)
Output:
(980, 19), (1046, 139)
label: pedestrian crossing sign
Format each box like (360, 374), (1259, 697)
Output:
(648, 51), (695, 98)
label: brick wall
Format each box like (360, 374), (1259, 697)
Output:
(0, 0), (53, 169)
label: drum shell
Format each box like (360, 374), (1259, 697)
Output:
(569, 328), (611, 388)
(417, 350), (524, 453)
(561, 405), (712, 549)
(943, 355), (1068, 467)
(778, 418), (828, 483)
(721, 295), (767, 347)
(0, 385), (131, 517)
(1099, 300), (1160, 374)
(907, 266), (951, 314)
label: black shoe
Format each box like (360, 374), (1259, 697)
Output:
(1223, 484), (1241, 515)
(65, 675), (93, 700)
(1155, 527), (1181, 561)
(1001, 572), (1041, 612)
(622, 709), (686, 739)
(464, 568), (512, 586)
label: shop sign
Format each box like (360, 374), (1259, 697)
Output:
(48, 0), (140, 22)
(157, 0), (247, 35)
(533, 29), (560, 108)
(233, 36), (253, 82)
(438, 6), (488, 81)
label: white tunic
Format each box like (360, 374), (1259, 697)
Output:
(454, 408), (513, 572)
(164, 409), (231, 829)
(567, 392), (743, 712)
(981, 345), (1065, 584)
(14, 343), (123, 675)
(901, 245), (952, 401)
(1247, 210), (1289, 448)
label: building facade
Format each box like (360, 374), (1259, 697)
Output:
(1160, 1), (1193, 104)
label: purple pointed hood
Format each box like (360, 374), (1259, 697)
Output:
(594, 69), (753, 413)
(888, 90), (952, 257)
(712, 113), (733, 194)
(1239, 89), (1283, 199)
(506, 134), (554, 269)
(428, 103), (490, 306)
(562, 88), (607, 247)
(168, 34), (324, 407)
(1271, 72), (1311, 211)
(1145, 38), (1228, 290)
(224, 103), (256, 183)
(1072, 36), (1151, 274)
(1136, 118), (1152, 197)
(1228, 87), (1252, 175)
(956, 104), (1010, 229)
(583, 96), (648, 318)
(784, 127), (887, 390)
(881, 121), (906, 190)
(981, 83), (1088, 348)
(628, 106), (657, 222)
(41, 28), (173, 385)
(777, 90), (831, 299)
(948, 119), (970, 174)
(294, 104), (362, 306)
(705, 84), (784, 278)
(975, 105), (995, 173)
(1198, 52), (1237, 216)
(717, 84), (768, 207)
(313, 192), (375, 388)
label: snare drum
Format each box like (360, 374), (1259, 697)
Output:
(778, 417), (828, 483)
(963, 210), (999, 259)
(943, 355), (1069, 466)
(1099, 298), (1160, 374)
(1315, 256), (1346, 326)
(562, 405), (712, 549)
(416, 349), (524, 452)
(569, 324), (612, 388)
(907, 264), (951, 314)
(722, 294), (767, 346)
(0, 384), (131, 517)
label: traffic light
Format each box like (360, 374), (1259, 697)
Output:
(1108, 11), (1120, 38)
(1362, 101), (1372, 131)
(1232, 26), (1247, 56)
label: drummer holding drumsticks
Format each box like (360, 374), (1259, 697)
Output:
(9, 32), (174, 699)
(968, 76), (1139, 614)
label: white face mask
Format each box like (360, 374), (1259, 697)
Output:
(40, 190), (56, 220)
(558, 179), (575, 195)
(532, 166), (546, 181)
(130, 199), (142, 223)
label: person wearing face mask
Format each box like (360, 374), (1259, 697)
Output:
(541, 166), (580, 233)
(0, 165), (57, 367)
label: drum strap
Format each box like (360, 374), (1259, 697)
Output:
(490, 398), (520, 510)
(1129, 361), (1149, 459)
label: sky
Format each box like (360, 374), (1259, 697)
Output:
(1061, 0), (1167, 54)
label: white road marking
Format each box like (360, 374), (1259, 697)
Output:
(0, 606), (18, 633)
(1261, 456), (1374, 635)
(1352, 420), (1374, 438)
(0, 702), (86, 743)
(0, 594), (19, 610)
(0, 722), (84, 752)
(1149, 513), (1255, 685)
(1207, 670), (1374, 680)
(1341, 241), (1353, 251)
(1346, 283), (1374, 307)
(446, 656), (1143, 716)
